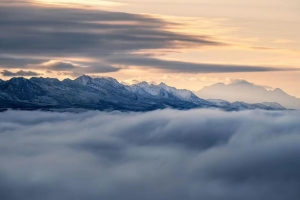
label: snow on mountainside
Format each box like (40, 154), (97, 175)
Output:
(196, 80), (300, 109)
(75, 74), (91, 85)
(127, 81), (206, 104)
(262, 102), (286, 110)
(0, 75), (286, 111)
(206, 99), (286, 111)
(127, 82), (162, 96)
(206, 99), (231, 107)
(158, 83), (201, 102)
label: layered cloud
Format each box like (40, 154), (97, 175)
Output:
(0, 3), (221, 73)
(0, 1), (297, 76)
(1, 5), (216, 55)
(109, 56), (299, 73)
(0, 109), (300, 200)
(30, 60), (120, 75)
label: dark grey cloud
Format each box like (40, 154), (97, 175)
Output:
(0, 109), (300, 200)
(0, 58), (120, 75)
(108, 55), (299, 73)
(33, 61), (121, 74)
(45, 62), (76, 70)
(0, 57), (46, 69)
(0, 4), (221, 56)
(1, 69), (42, 77)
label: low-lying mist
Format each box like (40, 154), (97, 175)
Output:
(0, 109), (300, 200)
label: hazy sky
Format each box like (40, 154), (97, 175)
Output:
(0, 0), (299, 96)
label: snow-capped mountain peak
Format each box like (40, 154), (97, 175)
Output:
(136, 81), (150, 87)
(157, 82), (196, 101)
(158, 82), (167, 87)
(129, 82), (162, 96)
(197, 80), (300, 109)
(75, 75), (93, 85)
(262, 102), (286, 110)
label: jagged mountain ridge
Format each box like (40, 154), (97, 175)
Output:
(0, 75), (286, 111)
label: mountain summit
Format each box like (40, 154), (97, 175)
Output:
(196, 80), (300, 109)
(0, 76), (286, 111)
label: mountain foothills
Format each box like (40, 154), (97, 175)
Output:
(197, 80), (300, 109)
(0, 75), (286, 112)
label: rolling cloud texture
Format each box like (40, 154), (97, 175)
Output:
(0, 109), (300, 200)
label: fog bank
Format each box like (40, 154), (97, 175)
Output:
(0, 109), (300, 200)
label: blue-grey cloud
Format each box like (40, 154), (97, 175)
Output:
(0, 4), (221, 57)
(0, 58), (120, 75)
(1, 70), (42, 77)
(0, 109), (300, 200)
(33, 61), (121, 75)
(108, 55), (298, 73)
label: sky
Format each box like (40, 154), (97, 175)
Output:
(0, 0), (300, 96)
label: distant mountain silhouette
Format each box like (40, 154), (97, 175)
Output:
(196, 80), (300, 109)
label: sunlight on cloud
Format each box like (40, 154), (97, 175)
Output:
(33, 0), (124, 8)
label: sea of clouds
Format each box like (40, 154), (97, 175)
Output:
(0, 109), (300, 200)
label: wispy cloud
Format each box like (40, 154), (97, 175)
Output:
(29, 60), (120, 75)
(108, 55), (299, 73)
(0, 4), (221, 59)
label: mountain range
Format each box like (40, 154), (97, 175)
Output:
(0, 75), (286, 112)
(196, 80), (300, 109)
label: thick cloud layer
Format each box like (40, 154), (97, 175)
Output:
(0, 109), (300, 200)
